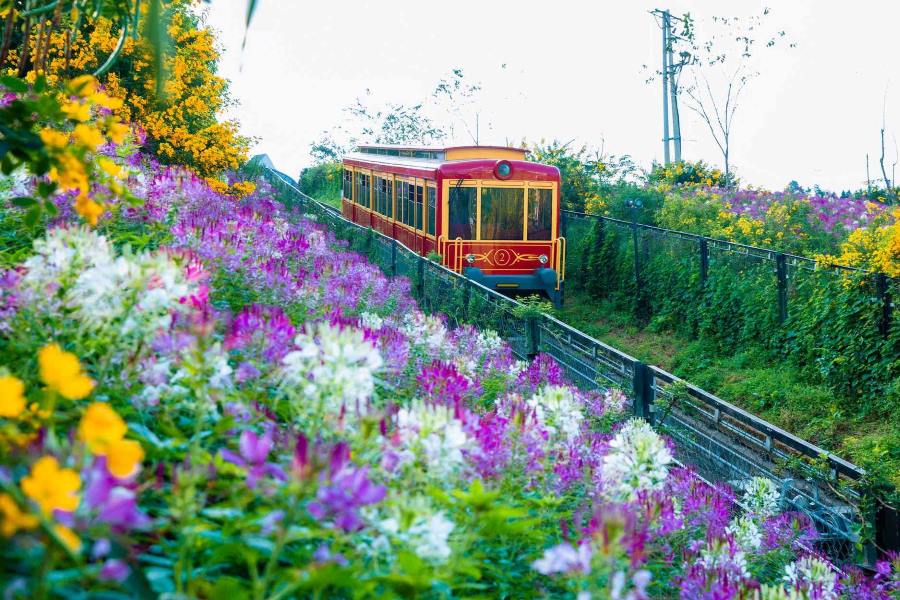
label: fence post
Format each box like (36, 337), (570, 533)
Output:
(699, 237), (709, 287)
(875, 273), (892, 338)
(391, 239), (398, 277)
(527, 315), (541, 358)
(631, 362), (653, 424)
(462, 278), (471, 318)
(775, 253), (788, 324)
(416, 255), (425, 301)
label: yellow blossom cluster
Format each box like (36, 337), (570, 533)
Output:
(0, 345), (144, 552)
(34, 75), (131, 225)
(3, 7), (250, 178)
(818, 210), (900, 277)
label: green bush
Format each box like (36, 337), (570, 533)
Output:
(299, 161), (342, 207)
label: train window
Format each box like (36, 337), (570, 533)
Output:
(354, 172), (370, 208)
(375, 177), (393, 217)
(343, 169), (353, 201)
(386, 178), (394, 219)
(448, 185), (476, 240)
(480, 187), (524, 240)
(415, 185), (424, 230)
(373, 177), (382, 214)
(396, 181), (409, 225)
(427, 187), (436, 235)
(527, 188), (553, 240)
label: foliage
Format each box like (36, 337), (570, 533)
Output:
(2, 153), (896, 596)
(647, 159), (732, 190)
(310, 68), (485, 162)
(298, 160), (340, 208)
(0, 74), (134, 226)
(2, 4), (251, 178)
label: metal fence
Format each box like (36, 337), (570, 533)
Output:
(261, 167), (897, 564)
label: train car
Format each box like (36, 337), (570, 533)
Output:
(341, 144), (565, 305)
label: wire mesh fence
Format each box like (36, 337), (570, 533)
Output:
(260, 168), (896, 564)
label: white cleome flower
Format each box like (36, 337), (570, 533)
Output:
(22, 227), (114, 293)
(396, 401), (471, 477)
(741, 476), (781, 518)
(400, 312), (447, 354)
(407, 512), (455, 563)
(726, 515), (762, 551)
(531, 542), (592, 575)
(783, 556), (838, 600)
(280, 321), (383, 415)
(601, 418), (673, 502)
(527, 385), (585, 441)
(359, 311), (384, 331)
(22, 227), (198, 339)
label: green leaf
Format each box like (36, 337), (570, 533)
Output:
(44, 200), (59, 216)
(0, 76), (27, 93)
(24, 206), (41, 227)
(33, 75), (47, 94)
(37, 180), (57, 197)
(10, 196), (37, 208)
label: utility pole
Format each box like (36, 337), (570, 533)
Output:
(661, 11), (671, 165)
(666, 11), (682, 162)
(651, 9), (684, 165)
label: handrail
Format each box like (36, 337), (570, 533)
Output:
(563, 209), (898, 280)
(649, 365), (865, 480)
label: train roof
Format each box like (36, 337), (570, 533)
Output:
(352, 144), (528, 161)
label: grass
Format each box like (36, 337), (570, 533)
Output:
(558, 292), (900, 492)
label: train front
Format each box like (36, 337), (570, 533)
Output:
(436, 151), (565, 306)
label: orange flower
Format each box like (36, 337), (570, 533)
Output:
(38, 343), (94, 400)
(21, 456), (80, 515)
(78, 402), (126, 454)
(0, 493), (39, 537)
(0, 375), (26, 418)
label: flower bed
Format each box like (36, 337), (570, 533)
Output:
(1, 162), (898, 598)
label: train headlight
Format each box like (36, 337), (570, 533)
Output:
(495, 160), (512, 179)
(538, 254), (549, 264)
(466, 254), (476, 264)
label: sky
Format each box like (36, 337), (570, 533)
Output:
(206, 0), (900, 192)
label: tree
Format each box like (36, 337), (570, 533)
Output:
(659, 9), (793, 186)
(309, 68), (488, 164)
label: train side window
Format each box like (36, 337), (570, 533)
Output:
(354, 172), (368, 208)
(427, 187), (436, 235)
(448, 185), (476, 240)
(387, 178), (395, 220)
(527, 188), (553, 240)
(415, 185), (424, 230)
(343, 169), (353, 201)
(396, 181), (405, 224)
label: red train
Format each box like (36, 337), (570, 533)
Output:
(341, 144), (565, 305)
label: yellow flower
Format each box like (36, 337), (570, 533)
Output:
(21, 456), (81, 514)
(49, 153), (89, 193)
(90, 92), (123, 110)
(97, 157), (122, 178)
(54, 524), (82, 553)
(72, 124), (104, 151)
(61, 101), (91, 122)
(106, 121), (129, 144)
(39, 128), (69, 149)
(107, 439), (145, 478)
(78, 402), (127, 454)
(66, 75), (97, 98)
(75, 193), (105, 227)
(0, 493), (39, 537)
(0, 375), (26, 418)
(38, 343), (94, 400)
